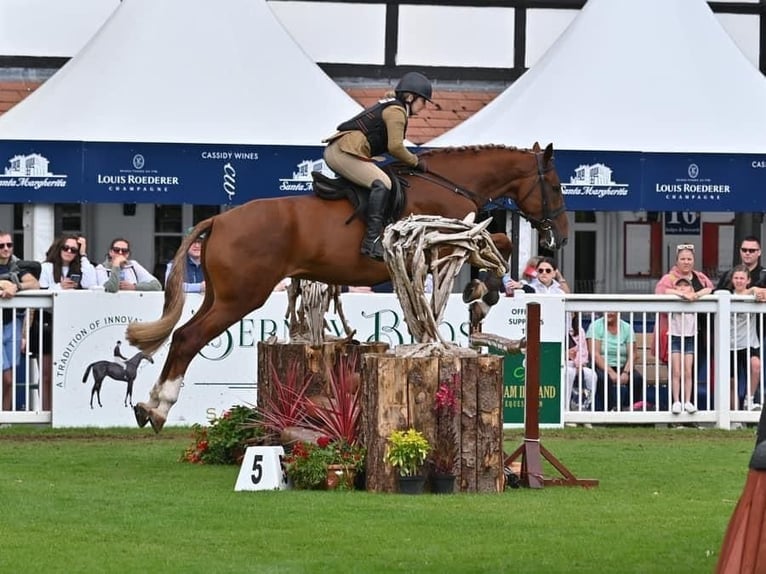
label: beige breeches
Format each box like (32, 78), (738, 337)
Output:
(324, 141), (392, 189)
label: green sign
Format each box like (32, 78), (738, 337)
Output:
(496, 343), (562, 426)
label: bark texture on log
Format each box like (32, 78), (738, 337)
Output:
(362, 350), (503, 493)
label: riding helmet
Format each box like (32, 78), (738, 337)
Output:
(395, 72), (433, 103)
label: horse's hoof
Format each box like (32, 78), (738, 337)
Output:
(149, 412), (167, 434)
(134, 404), (150, 428)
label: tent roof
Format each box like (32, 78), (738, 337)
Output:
(0, 0), (361, 145)
(429, 0), (766, 154)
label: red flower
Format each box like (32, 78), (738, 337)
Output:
(317, 436), (331, 448)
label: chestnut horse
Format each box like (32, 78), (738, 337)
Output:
(127, 142), (568, 431)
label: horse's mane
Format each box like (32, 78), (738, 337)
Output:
(419, 144), (529, 157)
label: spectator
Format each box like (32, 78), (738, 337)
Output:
(165, 228), (205, 293)
(586, 312), (644, 411)
(566, 313), (596, 413)
(653, 244), (714, 401)
(0, 230), (40, 411)
(34, 234), (96, 411)
(95, 238), (161, 293)
(39, 235), (97, 290)
(667, 277), (698, 414)
(528, 257), (567, 294)
(717, 236), (766, 296)
(729, 265), (762, 411)
(502, 256), (539, 296)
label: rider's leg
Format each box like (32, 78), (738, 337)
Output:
(324, 142), (392, 261)
(361, 180), (389, 261)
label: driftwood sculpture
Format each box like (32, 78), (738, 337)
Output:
(381, 213), (507, 353)
(285, 279), (355, 346)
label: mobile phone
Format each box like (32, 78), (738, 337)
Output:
(69, 274), (81, 283)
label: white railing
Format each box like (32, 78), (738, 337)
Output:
(0, 291), (54, 425)
(514, 290), (763, 429)
(2, 289), (763, 429)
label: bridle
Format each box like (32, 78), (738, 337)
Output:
(402, 150), (565, 234)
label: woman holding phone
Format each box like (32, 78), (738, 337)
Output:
(39, 234), (97, 290)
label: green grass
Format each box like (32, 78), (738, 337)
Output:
(0, 426), (755, 573)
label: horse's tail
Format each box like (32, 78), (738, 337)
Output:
(126, 218), (214, 354)
(82, 363), (94, 384)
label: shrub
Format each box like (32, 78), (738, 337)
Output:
(181, 405), (263, 465)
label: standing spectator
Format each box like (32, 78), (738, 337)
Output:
(95, 238), (161, 293)
(586, 312), (644, 411)
(729, 265), (762, 411)
(0, 230), (40, 411)
(667, 277), (698, 414)
(717, 236), (766, 295)
(34, 234), (96, 411)
(528, 257), (567, 294)
(566, 313), (596, 412)
(653, 244), (714, 402)
(39, 235), (97, 290)
(165, 228), (204, 293)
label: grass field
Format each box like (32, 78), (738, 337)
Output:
(0, 426), (756, 573)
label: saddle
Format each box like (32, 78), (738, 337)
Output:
(311, 166), (407, 227)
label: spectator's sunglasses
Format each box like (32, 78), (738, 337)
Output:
(0, 242), (13, 249)
(741, 247), (760, 253)
(111, 246), (130, 254)
(676, 243), (694, 252)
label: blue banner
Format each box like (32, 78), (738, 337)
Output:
(1, 140), (765, 212)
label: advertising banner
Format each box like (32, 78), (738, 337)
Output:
(481, 296), (566, 428)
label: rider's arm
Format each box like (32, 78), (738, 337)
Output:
(382, 106), (418, 167)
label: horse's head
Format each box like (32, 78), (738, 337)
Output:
(512, 143), (568, 250)
(141, 353), (154, 364)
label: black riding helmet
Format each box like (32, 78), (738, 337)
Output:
(395, 72), (433, 103)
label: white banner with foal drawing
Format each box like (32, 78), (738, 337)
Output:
(52, 291), (504, 428)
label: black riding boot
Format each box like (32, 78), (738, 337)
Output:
(361, 180), (389, 261)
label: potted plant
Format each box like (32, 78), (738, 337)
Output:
(430, 375), (460, 493)
(283, 436), (366, 490)
(385, 428), (431, 494)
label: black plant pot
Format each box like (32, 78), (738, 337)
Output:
(431, 473), (456, 494)
(398, 475), (426, 495)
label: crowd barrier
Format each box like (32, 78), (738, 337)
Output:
(0, 289), (762, 429)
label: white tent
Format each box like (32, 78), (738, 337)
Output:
(428, 0), (766, 153)
(0, 0), (361, 144)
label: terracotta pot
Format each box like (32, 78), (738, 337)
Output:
(326, 464), (356, 490)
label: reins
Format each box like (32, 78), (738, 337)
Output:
(402, 150), (564, 230)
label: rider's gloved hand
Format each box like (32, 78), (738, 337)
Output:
(415, 158), (429, 173)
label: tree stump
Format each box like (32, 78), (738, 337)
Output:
(361, 347), (504, 493)
(257, 341), (389, 408)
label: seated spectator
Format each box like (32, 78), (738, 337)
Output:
(0, 230), (40, 411)
(566, 314), (596, 412)
(165, 228), (204, 293)
(39, 235), (97, 290)
(586, 311), (644, 411)
(95, 238), (161, 293)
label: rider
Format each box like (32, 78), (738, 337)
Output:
(113, 340), (128, 367)
(323, 72), (433, 261)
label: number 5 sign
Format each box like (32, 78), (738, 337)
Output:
(234, 446), (289, 491)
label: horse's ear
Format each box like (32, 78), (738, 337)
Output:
(543, 143), (554, 164)
(532, 142), (541, 152)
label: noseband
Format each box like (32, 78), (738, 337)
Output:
(402, 151), (564, 234)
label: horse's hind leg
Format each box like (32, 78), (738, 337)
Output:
(137, 302), (255, 433)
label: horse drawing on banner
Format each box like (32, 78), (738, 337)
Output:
(82, 352), (154, 408)
(127, 142), (569, 432)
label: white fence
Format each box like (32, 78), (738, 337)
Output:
(0, 289), (763, 429)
